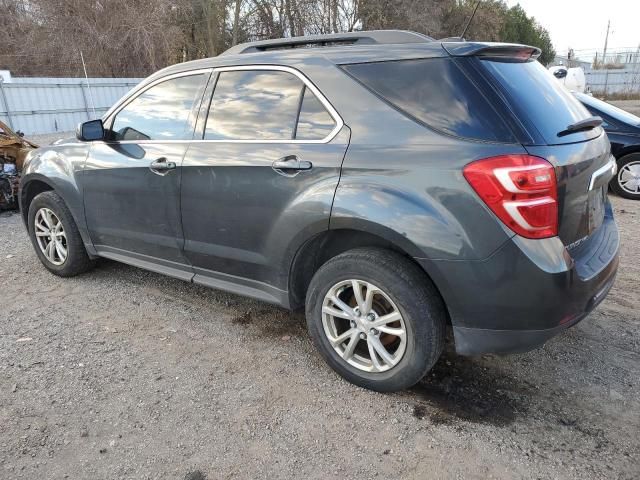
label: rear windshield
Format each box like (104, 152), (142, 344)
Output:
(480, 59), (598, 145)
(342, 58), (516, 143)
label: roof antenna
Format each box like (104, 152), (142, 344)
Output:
(460, 1), (482, 40)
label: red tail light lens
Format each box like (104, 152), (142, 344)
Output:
(463, 155), (558, 239)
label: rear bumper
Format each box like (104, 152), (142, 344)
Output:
(419, 202), (619, 356)
(451, 266), (616, 355)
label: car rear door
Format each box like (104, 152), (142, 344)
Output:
(180, 65), (349, 302)
(82, 70), (210, 276)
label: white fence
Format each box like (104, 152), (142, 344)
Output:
(585, 67), (640, 96)
(0, 77), (142, 135)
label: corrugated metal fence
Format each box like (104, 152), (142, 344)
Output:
(585, 67), (640, 96)
(0, 77), (142, 135)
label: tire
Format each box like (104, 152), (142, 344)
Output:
(27, 191), (95, 277)
(610, 153), (640, 200)
(305, 247), (446, 392)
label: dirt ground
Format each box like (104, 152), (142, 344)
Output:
(0, 201), (638, 479)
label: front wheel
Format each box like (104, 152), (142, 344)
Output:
(610, 153), (640, 200)
(305, 248), (446, 392)
(27, 191), (95, 277)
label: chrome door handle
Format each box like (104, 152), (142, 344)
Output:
(149, 157), (176, 175)
(272, 155), (312, 173)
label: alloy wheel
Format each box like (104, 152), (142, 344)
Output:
(34, 207), (68, 265)
(321, 279), (407, 373)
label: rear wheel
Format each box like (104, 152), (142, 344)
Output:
(27, 191), (95, 277)
(305, 248), (446, 392)
(611, 153), (640, 200)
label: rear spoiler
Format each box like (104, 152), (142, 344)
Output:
(442, 42), (541, 61)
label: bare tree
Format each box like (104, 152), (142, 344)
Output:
(0, 0), (558, 77)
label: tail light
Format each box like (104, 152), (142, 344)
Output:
(463, 155), (558, 239)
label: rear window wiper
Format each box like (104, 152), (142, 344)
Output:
(557, 116), (603, 137)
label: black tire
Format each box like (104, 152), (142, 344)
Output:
(305, 247), (446, 392)
(27, 191), (95, 277)
(610, 153), (640, 200)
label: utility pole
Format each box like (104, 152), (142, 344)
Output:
(602, 20), (610, 65)
(603, 20), (611, 98)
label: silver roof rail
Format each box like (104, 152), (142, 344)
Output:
(220, 30), (433, 56)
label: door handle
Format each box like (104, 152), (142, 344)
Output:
(272, 155), (312, 174)
(149, 157), (176, 175)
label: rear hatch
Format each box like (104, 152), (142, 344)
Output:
(463, 47), (614, 246)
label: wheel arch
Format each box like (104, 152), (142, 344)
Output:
(20, 175), (56, 226)
(613, 145), (640, 161)
(20, 174), (97, 257)
(287, 224), (450, 323)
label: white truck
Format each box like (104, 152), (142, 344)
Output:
(548, 65), (586, 93)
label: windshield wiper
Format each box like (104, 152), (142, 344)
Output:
(557, 116), (603, 137)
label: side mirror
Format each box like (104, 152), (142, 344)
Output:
(553, 68), (568, 79)
(76, 119), (104, 142)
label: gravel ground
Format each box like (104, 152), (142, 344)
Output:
(0, 194), (638, 480)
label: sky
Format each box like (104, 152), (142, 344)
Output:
(506, 0), (639, 55)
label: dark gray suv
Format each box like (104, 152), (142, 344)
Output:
(19, 31), (619, 391)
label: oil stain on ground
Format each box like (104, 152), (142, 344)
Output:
(409, 352), (532, 427)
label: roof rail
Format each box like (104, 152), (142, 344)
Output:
(220, 30), (433, 56)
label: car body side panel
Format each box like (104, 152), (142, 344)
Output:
(332, 142), (525, 262)
(181, 128), (350, 293)
(324, 68), (523, 261)
(19, 141), (96, 255)
(607, 131), (640, 158)
(82, 141), (191, 266)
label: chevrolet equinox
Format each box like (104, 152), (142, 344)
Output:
(20, 31), (620, 391)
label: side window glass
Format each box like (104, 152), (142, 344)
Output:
(343, 58), (515, 143)
(205, 70), (303, 140)
(111, 74), (206, 141)
(295, 87), (336, 140)
(596, 112), (613, 129)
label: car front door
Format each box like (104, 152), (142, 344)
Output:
(181, 66), (349, 302)
(82, 71), (209, 277)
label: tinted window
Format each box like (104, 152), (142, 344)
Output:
(481, 60), (597, 145)
(112, 74), (206, 141)
(295, 87), (336, 140)
(342, 58), (515, 142)
(206, 70), (303, 140)
(581, 103), (613, 129)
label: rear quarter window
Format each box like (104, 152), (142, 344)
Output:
(341, 58), (516, 143)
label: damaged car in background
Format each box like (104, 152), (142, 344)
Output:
(0, 120), (37, 210)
